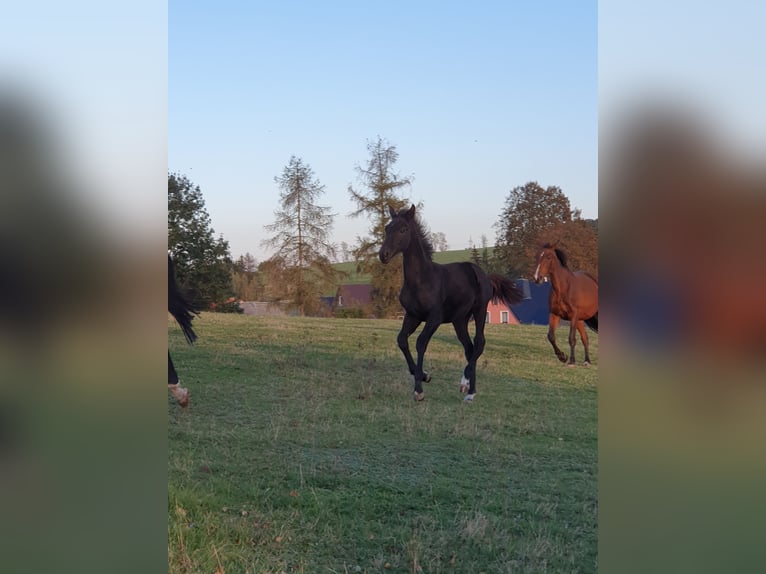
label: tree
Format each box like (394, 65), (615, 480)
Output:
(348, 136), (414, 317)
(231, 252), (263, 301)
(530, 218), (598, 277)
(262, 156), (338, 315)
(430, 231), (449, 252)
(494, 181), (575, 277)
(339, 241), (352, 263)
(234, 252), (258, 273)
(470, 234), (503, 275)
(168, 172), (237, 309)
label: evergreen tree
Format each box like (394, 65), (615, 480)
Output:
(348, 136), (414, 317)
(168, 172), (237, 310)
(262, 156), (337, 315)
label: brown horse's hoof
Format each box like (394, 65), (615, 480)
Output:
(567, 363), (576, 368)
(423, 371), (432, 383)
(413, 391), (425, 402)
(583, 361), (590, 367)
(558, 355), (568, 363)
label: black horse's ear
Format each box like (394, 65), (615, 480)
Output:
(388, 205), (397, 219)
(405, 204), (416, 220)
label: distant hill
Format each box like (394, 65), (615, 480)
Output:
(332, 247), (494, 285)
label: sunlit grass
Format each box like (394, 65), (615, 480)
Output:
(169, 314), (597, 573)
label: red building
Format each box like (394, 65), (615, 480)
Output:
(485, 299), (520, 325)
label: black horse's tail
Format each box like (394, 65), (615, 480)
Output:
(168, 255), (199, 344)
(585, 313), (598, 333)
(488, 274), (525, 308)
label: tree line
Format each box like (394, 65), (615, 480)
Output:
(168, 136), (598, 316)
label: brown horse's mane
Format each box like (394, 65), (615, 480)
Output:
(542, 243), (598, 284)
(542, 243), (568, 269)
(399, 208), (434, 260)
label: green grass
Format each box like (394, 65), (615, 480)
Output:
(169, 314), (597, 573)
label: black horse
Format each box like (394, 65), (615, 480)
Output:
(168, 254), (198, 407)
(380, 205), (524, 401)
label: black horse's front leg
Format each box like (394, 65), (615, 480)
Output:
(397, 314), (432, 384)
(413, 321), (440, 401)
(397, 313), (421, 374)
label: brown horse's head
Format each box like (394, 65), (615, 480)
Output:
(379, 204), (417, 264)
(534, 243), (567, 284)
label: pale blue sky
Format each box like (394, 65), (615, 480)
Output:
(170, 1), (597, 261)
(599, 1), (766, 158)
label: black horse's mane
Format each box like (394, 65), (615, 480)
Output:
(397, 208), (434, 260)
(542, 242), (569, 269)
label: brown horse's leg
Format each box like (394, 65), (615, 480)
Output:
(576, 320), (591, 365)
(567, 316), (578, 366)
(547, 314), (567, 363)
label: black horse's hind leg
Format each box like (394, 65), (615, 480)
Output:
(412, 320), (441, 400)
(463, 309), (488, 399)
(168, 351), (189, 407)
(547, 314), (568, 363)
(397, 314), (431, 383)
(576, 320), (591, 365)
(452, 317), (475, 393)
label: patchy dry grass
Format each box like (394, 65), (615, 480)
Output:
(169, 314), (597, 573)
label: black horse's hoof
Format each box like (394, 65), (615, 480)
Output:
(413, 391), (425, 402)
(423, 371), (432, 383)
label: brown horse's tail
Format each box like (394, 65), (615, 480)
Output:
(168, 255), (199, 344)
(585, 313), (598, 333)
(488, 274), (525, 308)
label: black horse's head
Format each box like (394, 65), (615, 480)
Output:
(379, 204), (416, 264)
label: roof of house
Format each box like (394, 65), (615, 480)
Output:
(337, 283), (372, 305)
(511, 280), (551, 325)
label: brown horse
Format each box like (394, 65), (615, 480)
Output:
(534, 244), (598, 366)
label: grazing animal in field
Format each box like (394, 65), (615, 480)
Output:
(379, 204), (524, 402)
(533, 244), (598, 366)
(168, 254), (199, 407)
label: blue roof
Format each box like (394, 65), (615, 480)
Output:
(511, 279), (550, 325)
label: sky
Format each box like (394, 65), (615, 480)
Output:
(599, 1), (766, 158)
(170, 1), (597, 262)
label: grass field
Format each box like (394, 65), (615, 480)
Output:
(168, 313), (597, 573)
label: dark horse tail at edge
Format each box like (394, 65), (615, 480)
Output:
(168, 255), (199, 407)
(582, 272), (598, 333)
(168, 255), (198, 344)
(585, 313), (598, 333)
